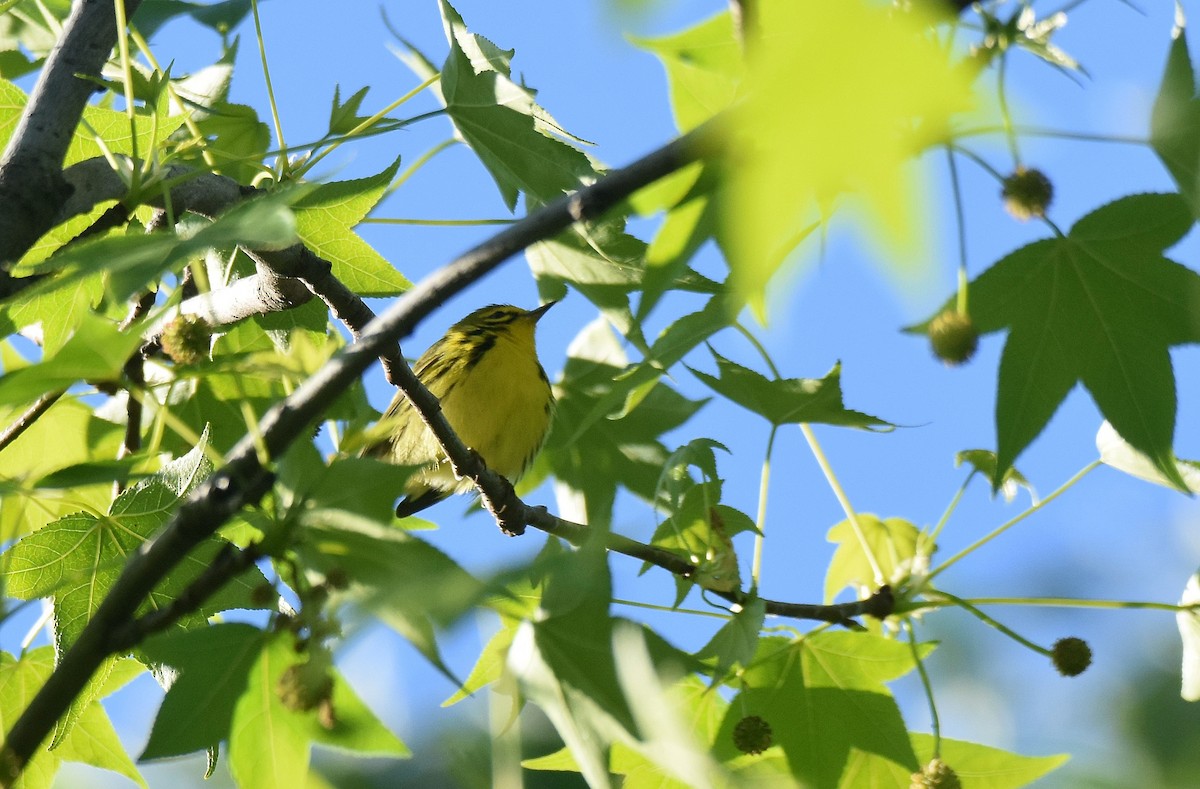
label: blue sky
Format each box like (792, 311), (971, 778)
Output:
(15, 1), (1200, 786)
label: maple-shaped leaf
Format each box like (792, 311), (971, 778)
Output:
(726, 0), (974, 320)
(435, 0), (595, 210)
(916, 193), (1200, 490)
(1, 430), (269, 743)
(688, 348), (893, 430)
(292, 157), (410, 296)
(1151, 16), (1200, 217)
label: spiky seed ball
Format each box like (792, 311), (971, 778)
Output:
(732, 715), (773, 755)
(1052, 636), (1093, 677)
(160, 314), (212, 366)
(276, 659), (333, 712)
(911, 758), (962, 789)
(1001, 166), (1053, 221)
(928, 310), (979, 366)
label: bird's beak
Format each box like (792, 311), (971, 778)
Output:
(530, 300), (557, 322)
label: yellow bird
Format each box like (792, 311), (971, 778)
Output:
(366, 302), (556, 518)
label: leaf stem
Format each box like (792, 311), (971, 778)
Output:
(800, 424), (885, 585)
(612, 598), (731, 619)
(112, 0), (140, 195)
(918, 595), (1195, 615)
(931, 591), (1051, 656)
(297, 73), (442, 177)
(906, 621), (941, 757)
(928, 460), (1101, 581)
(751, 426), (777, 591)
(250, 0), (287, 174)
(944, 146), (969, 315)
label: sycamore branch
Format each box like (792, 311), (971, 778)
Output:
(0, 120), (717, 787)
(0, 1), (144, 271)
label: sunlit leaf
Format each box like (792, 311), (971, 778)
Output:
(916, 193), (1200, 490)
(689, 349), (893, 430)
(910, 733), (1068, 788)
(726, 0), (974, 320)
(292, 157), (411, 296)
(1151, 15), (1200, 217)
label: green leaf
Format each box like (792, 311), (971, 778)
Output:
(629, 11), (744, 131)
(293, 157), (411, 296)
(1, 430), (268, 743)
(436, 0), (595, 209)
(526, 213), (648, 343)
(716, 633), (921, 787)
(909, 733), (1068, 788)
(824, 514), (919, 604)
(0, 313), (142, 408)
(0, 648), (146, 789)
(544, 318), (706, 526)
(0, 396), (122, 539)
(194, 101), (271, 184)
(140, 623), (267, 760)
(15, 194), (297, 306)
(510, 549), (629, 789)
(442, 622), (516, 706)
(227, 633), (408, 788)
(132, 0), (253, 39)
(328, 84), (373, 135)
(294, 513), (481, 681)
(695, 598), (765, 681)
(689, 349), (893, 429)
(918, 193), (1200, 490)
(954, 449), (1036, 503)
(1151, 18), (1200, 217)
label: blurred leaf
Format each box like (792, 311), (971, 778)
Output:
(1178, 571), (1200, 701)
(294, 513), (481, 681)
(0, 647), (147, 789)
(1097, 421), (1200, 494)
(442, 621), (516, 706)
(910, 733), (1068, 788)
(140, 623), (267, 760)
(630, 11), (743, 131)
(133, 0), (253, 39)
(825, 514), (919, 603)
(0, 396), (122, 539)
(293, 157), (410, 296)
(228, 633), (409, 789)
(0, 313), (142, 407)
(955, 449), (1036, 504)
(436, 0), (595, 209)
(726, 0), (973, 320)
(509, 546), (629, 788)
(715, 633), (922, 786)
(1151, 18), (1200, 217)
(689, 349), (893, 430)
(917, 193), (1200, 491)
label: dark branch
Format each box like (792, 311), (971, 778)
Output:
(0, 0), (144, 270)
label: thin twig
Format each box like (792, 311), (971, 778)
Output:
(0, 391), (64, 454)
